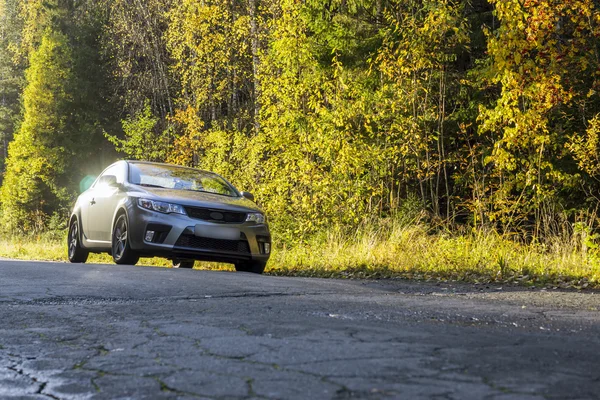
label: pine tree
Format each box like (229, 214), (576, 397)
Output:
(0, 29), (76, 232)
(0, 0), (24, 183)
(0, 0), (112, 233)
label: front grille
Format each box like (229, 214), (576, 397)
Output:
(185, 207), (246, 224)
(175, 233), (250, 254)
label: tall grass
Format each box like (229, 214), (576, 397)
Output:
(0, 232), (232, 270)
(269, 222), (600, 288)
(1, 222), (599, 288)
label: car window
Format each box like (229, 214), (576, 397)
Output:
(114, 162), (127, 184)
(129, 163), (239, 197)
(93, 162), (126, 188)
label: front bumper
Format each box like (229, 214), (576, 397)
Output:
(127, 204), (271, 264)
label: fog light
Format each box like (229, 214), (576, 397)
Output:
(145, 230), (155, 242)
(264, 242), (271, 254)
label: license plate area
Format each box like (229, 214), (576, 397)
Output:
(194, 224), (240, 240)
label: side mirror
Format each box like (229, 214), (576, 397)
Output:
(241, 191), (255, 201)
(99, 175), (119, 187)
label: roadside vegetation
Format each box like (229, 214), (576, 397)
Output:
(270, 224), (600, 289)
(1, 0), (600, 288)
(1, 214), (599, 289)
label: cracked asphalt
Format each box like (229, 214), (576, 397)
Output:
(1, 260), (599, 400)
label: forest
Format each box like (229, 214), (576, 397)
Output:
(1, 0), (600, 283)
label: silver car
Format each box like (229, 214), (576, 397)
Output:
(67, 161), (271, 273)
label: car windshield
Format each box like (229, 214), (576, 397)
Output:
(129, 163), (239, 197)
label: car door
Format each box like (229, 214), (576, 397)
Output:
(87, 163), (127, 243)
(78, 186), (96, 243)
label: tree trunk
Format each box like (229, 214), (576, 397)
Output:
(248, 0), (261, 133)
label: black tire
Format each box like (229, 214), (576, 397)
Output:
(172, 259), (195, 269)
(67, 218), (89, 263)
(234, 260), (266, 274)
(112, 213), (140, 265)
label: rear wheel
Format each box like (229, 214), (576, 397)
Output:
(172, 259), (195, 269)
(112, 214), (140, 265)
(234, 260), (266, 274)
(68, 218), (89, 263)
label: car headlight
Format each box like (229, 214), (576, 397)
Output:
(246, 212), (265, 224)
(138, 198), (186, 215)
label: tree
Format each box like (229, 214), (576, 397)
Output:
(479, 0), (600, 233)
(165, 0), (264, 166)
(100, 0), (176, 161)
(106, 100), (168, 161)
(0, 0), (25, 183)
(0, 0), (110, 232)
(375, 0), (470, 218)
(0, 30), (77, 232)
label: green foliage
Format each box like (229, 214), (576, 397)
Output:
(0, 0), (113, 233)
(568, 114), (600, 179)
(106, 101), (170, 161)
(0, 29), (76, 233)
(0, 0), (25, 181)
(375, 0), (470, 217)
(100, 0), (175, 137)
(130, 0), (600, 244)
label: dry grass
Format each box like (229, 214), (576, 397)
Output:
(1, 224), (599, 288)
(0, 235), (232, 270)
(268, 224), (600, 289)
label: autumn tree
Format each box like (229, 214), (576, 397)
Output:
(480, 0), (600, 234)
(2, 0), (600, 242)
(164, 0), (267, 165)
(375, 0), (470, 219)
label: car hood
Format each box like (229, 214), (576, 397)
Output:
(130, 186), (264, 213)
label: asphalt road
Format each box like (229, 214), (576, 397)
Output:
(1, 260), (599, 400)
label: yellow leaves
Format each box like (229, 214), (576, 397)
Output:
(567, 114), (600, 178)
(172, 106), (204, 135)
(481, 0), (600, 199)
(167, 106), (205, 166)
(377, 0), (469, 82)
(166, 0), (252, 112)
(85, 0), (600, 243)
(514, 52), (521, 65)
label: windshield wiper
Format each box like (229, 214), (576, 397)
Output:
(137, 183), (167, 189)
(181, 188), (234, 197)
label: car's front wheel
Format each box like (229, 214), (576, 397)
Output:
(234, 260), (266, 274)
(112, 213), (140, 265)
(68, 218), (89, 263)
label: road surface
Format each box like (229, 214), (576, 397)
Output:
(1, 260), (599, 399)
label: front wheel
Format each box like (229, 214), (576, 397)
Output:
(112, 214), (140, 265)
(234, 260), (266, 274)
(68, 218), (89, 263)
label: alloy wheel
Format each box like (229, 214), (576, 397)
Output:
(113, 216), (128, 261)
(68, 221), (78, 259)
(67, 218), (89, 263)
